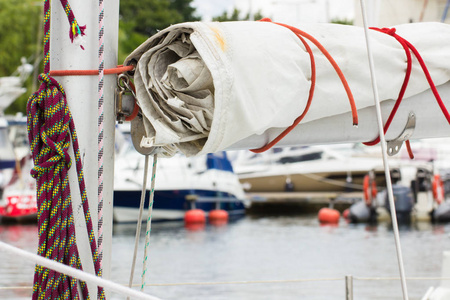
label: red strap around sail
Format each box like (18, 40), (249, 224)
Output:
(364, 27), (450, 159)
(251, 18), (357, 153)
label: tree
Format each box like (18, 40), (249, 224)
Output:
(0, 0), (41, 77)
(0, 0), (41, 113)
(212, 8), (264, 22)
(169, 0), (200, 22)
(119, 0), (181, 37)
(0, 0), (200, 113)
(118, 0), (199, 63)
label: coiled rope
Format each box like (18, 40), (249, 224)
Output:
(27, 0), (104, 298)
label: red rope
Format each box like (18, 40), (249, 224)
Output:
(250, 21), (316, 153)
(269, 21), (358, 126)
(50, 64), (139, 121)
(363, 27), (450, 159)
(49, 64), (134, 76)
(125, 80), (139, 121)
(363, 28), (411, 147)
(250, 19), (357, 153)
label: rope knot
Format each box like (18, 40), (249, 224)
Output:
(30, 141), (72, 178)
(382, 27), (397, 36)
(28, 73), (73, 178)
(259, 17), (273, 22)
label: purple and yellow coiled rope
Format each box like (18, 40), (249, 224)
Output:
(27, 0), (104, 299)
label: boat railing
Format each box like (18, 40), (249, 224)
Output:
(1, 240), (448, 300)
(0, 241), (161, 300)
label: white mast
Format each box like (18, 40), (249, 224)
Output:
(50, 0), (118, 297)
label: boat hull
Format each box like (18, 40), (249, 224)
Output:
(239, 170), (387, 193)
(433, 201), (450, 223)
(0, 193), (37, 223)
(113, 189), (246, 223)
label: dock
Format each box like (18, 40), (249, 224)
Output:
(246, 192), (364, 215)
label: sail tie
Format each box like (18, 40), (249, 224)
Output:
(363, 27), (450, 159)
(250, 18), (357, 153)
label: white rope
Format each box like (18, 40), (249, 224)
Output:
(0, 241), (163, 300)
(359, 1), (409, 299)
(97, 0), (105, 270)
(128, 154), (150, 300)
(3, 275), (449, 290)
(141, 154), (158, 291)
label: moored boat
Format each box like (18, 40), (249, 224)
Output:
(113, 135), (248, 222)
(0, 189), (37, 223)
(0, 115), (36, 223)
(231, 145), (389, 193)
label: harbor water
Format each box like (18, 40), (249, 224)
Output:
(1, 215), (449, 300)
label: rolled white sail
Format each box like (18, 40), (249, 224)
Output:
(125, 21), (450, 156)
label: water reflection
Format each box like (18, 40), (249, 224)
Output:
(0, 223), (38, 245)
(2, 216), (450, 300)
(0, 224), (37, 299)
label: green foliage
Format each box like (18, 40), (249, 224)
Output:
(118, 21), (149, 64)
(169, 0), (200, 22)
(0, 0), (41, 113)
(212, 8), (264, 22)
(119, 0), (181, 37)
(118, 0), (199, 63)
(0, 0), (41, 76)
(0, 0), (200, 113)
(330, 18), (353, 25)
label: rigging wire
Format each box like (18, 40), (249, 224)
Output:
(359, 1), (409, 299)
(419, 0), (429, 22)
(441, 0), (450, 22)
(141, 154), (159, 291)
(127, 154), (150, 300)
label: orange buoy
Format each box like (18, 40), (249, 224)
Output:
(363, 174), (377, 206)
(209, 209), (229, 226)
(184, 209), (206, 224)
(432, 174), (445, 205)
(342, 208), (350, 220)
(318, 207), (340, 224)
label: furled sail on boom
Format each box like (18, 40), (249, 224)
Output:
(125, 21), (450, 156)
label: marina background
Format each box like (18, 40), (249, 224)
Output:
(2, 1), (450, 300)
